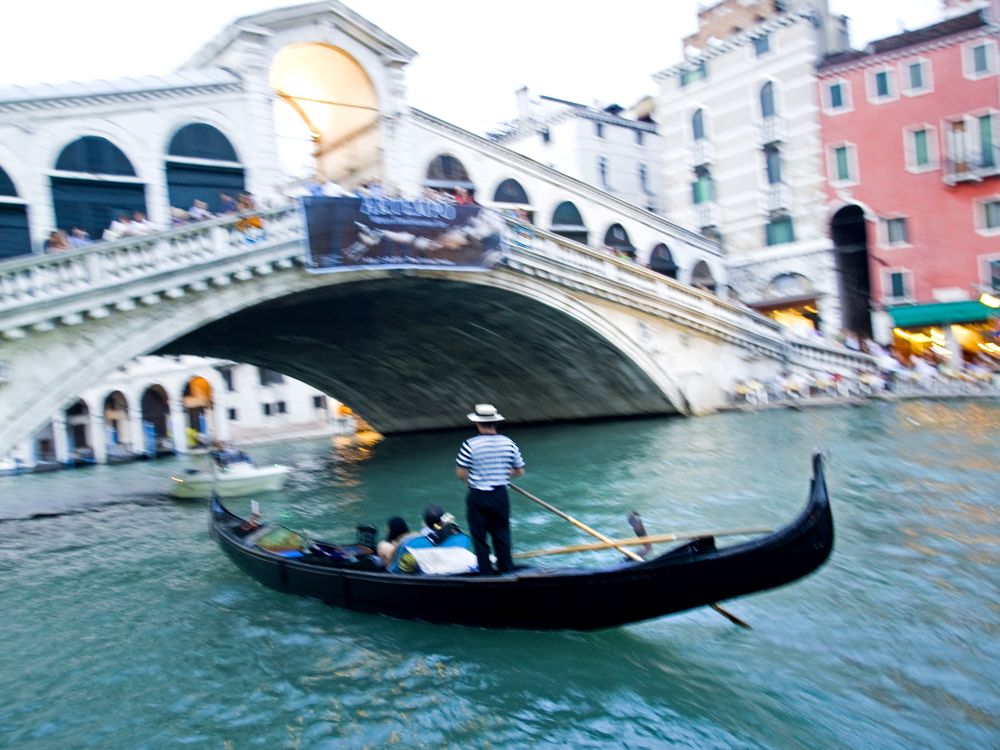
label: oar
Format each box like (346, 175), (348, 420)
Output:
(512, 527), (772, 559)
(509, 484), (752, 629)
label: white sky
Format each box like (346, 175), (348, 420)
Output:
(0, 0), (945, 134)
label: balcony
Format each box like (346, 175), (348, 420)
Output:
(760, 183), (791, 212)
(688, 138), (715, 167)
(693, 201), (720, 227)
(943, 146), (1000, 185)
(757, 115), (784, 145)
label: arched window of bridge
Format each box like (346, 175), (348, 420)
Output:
(603, 223), (635, 259)
(649, 243), (678, 279)
(492, 178), (532, 222)
(425, 154), (474, 195)
(0, 165), (31, 259)
(166, 123), (245, 215)
(103, 391), (131, 453)
(271, 43), (380, 187)
(550, 201), (588, 245)
(140, 385), (171, 455)
(690, 260), (717, 293)
(51, 136), (147, 242)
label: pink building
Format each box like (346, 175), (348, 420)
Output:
(818, 7), (1000, 364)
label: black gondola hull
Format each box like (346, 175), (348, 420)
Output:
(210, 454), (834, 630)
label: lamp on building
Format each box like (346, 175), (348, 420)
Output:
(980, 291), (1000, 309)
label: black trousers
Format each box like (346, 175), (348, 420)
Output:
(466, 486), (513, 574)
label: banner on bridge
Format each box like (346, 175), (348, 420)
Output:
(301, 196), (505, 272)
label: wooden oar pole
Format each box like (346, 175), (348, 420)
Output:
(512, 527), (772, 559)
(509, 483), (752, 629)
(509, 484), (643, 562)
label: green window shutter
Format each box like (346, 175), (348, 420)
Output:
(890, 272), (906, 298)
(979, 115), (995, 167)
(835, 147), (850, 180)
(914, 130), (929, 166)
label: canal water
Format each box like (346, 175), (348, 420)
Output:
(1, 400), (997, 749)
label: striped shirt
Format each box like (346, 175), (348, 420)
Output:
(456, 434), (525, 490)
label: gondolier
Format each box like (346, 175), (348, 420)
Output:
(455, 404), (525, 574)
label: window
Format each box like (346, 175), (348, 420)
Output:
(635, 130), (644, 146)
(679, 61), (707, 87)
(277, 401), (287, 414)
(829, 144), (857, 183)
(881, 217), (909, 246)
(824, 80), (851, 113)
(760, 82), (776, 119)
(989, 258), (1000, 290)
(595, 122), (605, 138)
(692, 165), (714, 205)
(312, 395), (327, 409)
(258, 368), (284, 386)
(218, 367), (235, 392)
(639, 163), (650, 194)
(981, 198), (1000, 232)
(753, 34), (770, 57)
(262, 403), (272, 416)
(946, 113), (999, 178)
(765, 214), (795, 245)
(902, 59), (931, 95)
(598, 156), (611, 189)
(966, 40), (997, 78)
(868, 67), (896, 102)
(904, 126), (936, 171)
(692, 109), (705, 141)
(227, 408), (238, 421)
(885, 270), (910, 301)
(540, 128), (551, 144)
(764, 144), (782, 184)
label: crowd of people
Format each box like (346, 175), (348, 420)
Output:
(733, 343), (998, 407)
(42, 191), (267, 254)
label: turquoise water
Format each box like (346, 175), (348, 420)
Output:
(1, 400), (997, 749)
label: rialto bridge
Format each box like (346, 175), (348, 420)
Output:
(0, 204), (875, 458)
(0, 2), (877, 459)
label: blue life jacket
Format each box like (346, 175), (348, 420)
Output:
(389, 524), (474, 574)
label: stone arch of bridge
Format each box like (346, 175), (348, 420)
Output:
(151, 272), (687, 432)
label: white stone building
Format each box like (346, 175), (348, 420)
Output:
(654, 0), (854, 336)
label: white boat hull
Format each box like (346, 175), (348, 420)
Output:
(170, 463), (289, 499)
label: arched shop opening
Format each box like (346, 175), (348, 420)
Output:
(271, 43), (380, 185)
(140, 385), (172, 456)
(691, 260), (717, 293)
(649, 243), (678, 279)
(64, 399), (92, 462)
(166, 123), (245, 215)
(103, 391), (131, 453)
(831, 204), (872, 340)
(0, 165), (31, 259)
(51, 136), (147, 241)
(550, 201), (588, 245)
(182, 376), (214, 445)
(751, 273), (822, 334)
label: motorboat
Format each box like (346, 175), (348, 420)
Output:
(171, 454), (289, 499)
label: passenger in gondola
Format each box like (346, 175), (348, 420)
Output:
(376, 516), (411, 567)
(389, 504), (477, 574)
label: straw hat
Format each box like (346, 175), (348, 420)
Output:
(467, 403), (505, 422)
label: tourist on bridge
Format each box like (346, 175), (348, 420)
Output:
(455, 404), (525, 575)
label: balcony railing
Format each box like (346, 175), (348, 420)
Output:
(757, 116), (784, 145)
(761, 183), (791, 212)
(688, 139), (715, 166)
(943, 146), (1000, 184)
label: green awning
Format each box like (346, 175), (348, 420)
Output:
(888, 300), (997, 328)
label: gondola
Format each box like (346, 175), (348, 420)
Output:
(208, 453), (834, 631)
